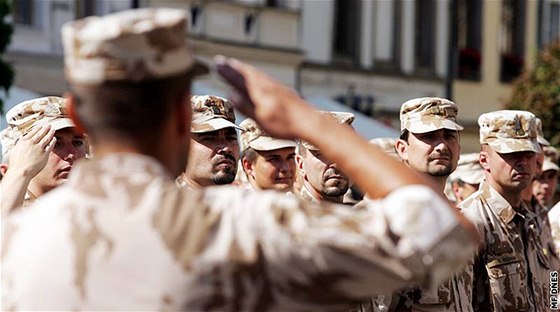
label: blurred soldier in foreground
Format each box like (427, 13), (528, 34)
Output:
(391, 97), (470, 312)
(1, 8), (479, 311)
(532, 145), (559, 208)
(176, 95), (242, 189)
(459, 110), (560, 311)
(296, 111), (355, 204)
(240, 118), (297, 192)
(1, 97), (87, 213)
(447, 153), (484, 204)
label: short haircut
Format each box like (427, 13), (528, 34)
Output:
(71, 73), (190, 141)
(399, 129), (409, 142)
(241, 147), (258, 164)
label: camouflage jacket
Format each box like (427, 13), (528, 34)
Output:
(2, 153), (478, 311)
(459, 181), (560, 311)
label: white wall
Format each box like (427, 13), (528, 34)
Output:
(301, 0), (334, 64)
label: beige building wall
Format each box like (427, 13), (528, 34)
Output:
(453, 0), (540, 152)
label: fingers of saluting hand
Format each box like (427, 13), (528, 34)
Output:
(214, 55), (255, 118)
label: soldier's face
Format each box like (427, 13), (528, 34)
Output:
(532, 169), (558, 207)
(29, 128), (87, 193)
(187, 128), (240, 186)
(300, 149), (350, 197)
(398, 129), (460, 177)
(247, 147), (296, 192)
(481, 147), (537, 193)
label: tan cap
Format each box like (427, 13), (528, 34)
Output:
(191, 95), (242, 133)
(478, 110), (541, 154)
(301, 111), (355, 151)
(239, 118), (296, 152)
(448, 153), (485, 185)
(62, 8), (205, 85)
(535, 118), (550, 146)
(400, 97), (463, 133)
(542, 146), (559, 172)
(368, 137), (399, 159)
(1, 127), (18, 162)
(6, 96), (75, 137)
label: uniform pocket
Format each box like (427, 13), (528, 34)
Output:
(487, 259), (529, 311)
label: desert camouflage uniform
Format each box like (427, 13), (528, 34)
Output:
(459, 181), (560, 311)
(2, 153), (478, 311)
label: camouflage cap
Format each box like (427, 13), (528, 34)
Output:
(300, 111), (355, 151)
(191, 95), (242, 133)
(6, 96), (75, 137)
(368, 137), (399, 160)
(478, 110), (541, 154)
(400, 97), (464, 134)
(535, 118), (550, 146)
(448, 153), (485, 185)
(61, 8), (205, 85)
(542, 145), (559, 172)
(239, 118), (296, 152)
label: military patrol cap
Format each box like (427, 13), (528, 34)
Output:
(400, 97), (464, 133)
(239, 118), (296, 152)
(478, 110), (541, 154)
(368, 137), (399, 159)
(542, 146), (559, 172)
(449, 153), (485, 185)
(191, 95), (242, 133)
(535, 118), (550, 146)
(6, 97), (75, 138)
(61, 8), (205, 85)
(300, 111), (355, 151)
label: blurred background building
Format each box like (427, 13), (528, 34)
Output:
(5, 0), (560, 150)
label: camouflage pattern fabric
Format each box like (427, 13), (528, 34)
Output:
(61, 8), (199, 85)
(190, 95), (242, 133)
(459, 181), (560, 311)
(6, 96), (74, 137)
(239, 118), (296, 152)
(399, 97), (463, 134)
(478, 110), (541, 154)
(2, 153), (477, 311)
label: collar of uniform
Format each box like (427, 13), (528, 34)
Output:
(67, 153), (173, 185)
(479, 181), (517, 224)
(299, 183), (320, 204)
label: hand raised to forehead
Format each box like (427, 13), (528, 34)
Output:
(214, 55), (315, 140)
(9, 125), (56, 179)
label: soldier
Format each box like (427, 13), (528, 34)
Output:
(447, 153), (484, 204)
(1, 8), (480, 311)
(239, 118), (297, 192)
(296, 111), (355, 204)
(176, 95), (242, 189)
(389, 97), (470, 311)
(532, 145), (559, 208)
(0, 97), (87, 212)
(459, 110), (560, 311)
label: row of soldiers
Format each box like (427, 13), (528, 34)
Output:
(0, 7), (558, 312)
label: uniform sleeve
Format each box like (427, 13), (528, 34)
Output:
(195, 185), (478, 306)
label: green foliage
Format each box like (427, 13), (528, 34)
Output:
(0, 0), (14, 114)
(505, 38), (560, 146)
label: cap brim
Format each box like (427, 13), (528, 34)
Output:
(542, 160), (560, 172)
(33, 118), (75, 132)
(191, 117), (243, 133)
(250, 136), (297, 151)
(407, 119), (464, 134)
(487, 138), (541, 154)
(537, 135), (551, 146)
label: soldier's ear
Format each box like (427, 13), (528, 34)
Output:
(479, 151), (491, 172)
(295, 154), (305, 174)
(65, 92), (87, 135)
(395, 139), (408, 161)
(241, 157), (254, 178)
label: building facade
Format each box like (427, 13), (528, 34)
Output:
(7, 0), (560, 150)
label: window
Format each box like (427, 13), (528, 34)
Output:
(13, 0), (34, 25)
(456, 0), (482, 80)
(414, 0), (435, 74)
(500, 0), (526, 82)
(332, 0), (360, 66)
